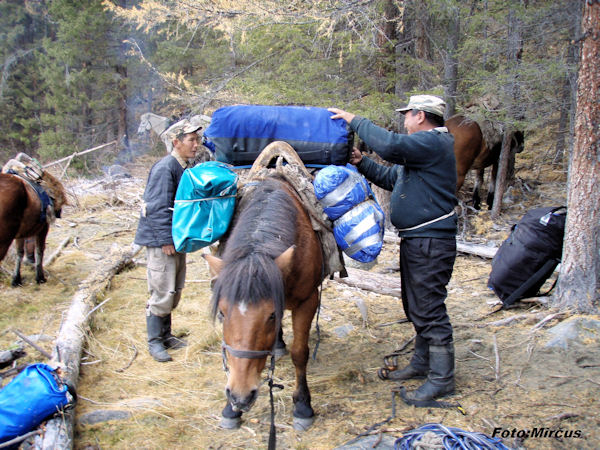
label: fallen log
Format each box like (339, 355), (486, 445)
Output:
(332, 267), (401, 298)
(383, 235), (498, 259)
(33, 244), (141, 450)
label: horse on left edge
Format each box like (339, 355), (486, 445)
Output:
(0, 171), (67, 286)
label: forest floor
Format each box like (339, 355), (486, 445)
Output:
(1, 148), (599, 450)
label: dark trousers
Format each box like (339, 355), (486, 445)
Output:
(400, 237), (456, 346)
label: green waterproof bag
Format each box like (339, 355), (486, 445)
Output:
(172, 161), (238, 253)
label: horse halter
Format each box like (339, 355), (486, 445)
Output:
(221, 341), (274, 374)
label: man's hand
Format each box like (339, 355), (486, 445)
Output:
(162, 244), (176, 256)
(349, 147), (363, 165)
(328, 107), (355, 124)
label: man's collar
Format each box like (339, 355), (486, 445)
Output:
(171, 151), (189, 169)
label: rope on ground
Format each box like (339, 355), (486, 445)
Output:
(394, 423), (512, 450)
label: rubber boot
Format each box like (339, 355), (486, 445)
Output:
(387, 335), (429, 381)
(147, 313), (172, 362)
(401, 343), (455, 406)
(161, 314), (187, 349)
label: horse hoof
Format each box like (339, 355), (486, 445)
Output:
(293, 415), (314, 431)
(219, 415), (242, 429)
(274, 346), (289, 361)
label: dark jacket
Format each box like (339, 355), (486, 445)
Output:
(134, 155), (185, 247)
(350, 116), (457, 238)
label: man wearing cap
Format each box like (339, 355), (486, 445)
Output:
(329, 95), (458, 406)
(134, 119), (201, 362)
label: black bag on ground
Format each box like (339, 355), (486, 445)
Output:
(487, 206), (567, 308)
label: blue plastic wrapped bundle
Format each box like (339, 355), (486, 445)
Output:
(0, 364), (74, 445)
(313, 164), (371, 220)
(333, 199), (385, 263)
(172, 161), (238, 253)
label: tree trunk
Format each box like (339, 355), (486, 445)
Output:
(491, 4), (522, 219)
(443, 5), (460, 119)
(552, 1), (600, 313)
(553, 0), (583, 165)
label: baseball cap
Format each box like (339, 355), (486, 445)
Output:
(161, 119), (203, 142)
(396, 95), (446, 117)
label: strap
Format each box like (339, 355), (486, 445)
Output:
(502, 258), (560, 308)
(174, 195), (236, 204)
(397, 210), (456, 232)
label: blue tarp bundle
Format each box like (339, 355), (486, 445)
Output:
(0, 364), (73, 445)
(172, 161), (238, 253)
(314, 164), (384, 263)
(203, 105), (352, 166)
(334, 199), (385, 263)
(313, 164), (371, 220)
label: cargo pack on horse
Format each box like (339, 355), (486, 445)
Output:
(204, 144), (324, 432)
(446, 115), (524, 210)
(0, 170), (67, 286)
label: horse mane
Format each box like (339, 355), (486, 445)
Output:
(210, 178), (298, 326)
(40, 171), (68, 209)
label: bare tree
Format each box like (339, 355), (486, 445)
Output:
(552, 1), (600, 313)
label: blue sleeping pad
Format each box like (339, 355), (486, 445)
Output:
(203, 105), (352, 166)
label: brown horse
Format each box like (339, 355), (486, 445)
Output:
(204, 175), (324, 431)
(0, 171), (67, 286)
(446, 115), (524, 210)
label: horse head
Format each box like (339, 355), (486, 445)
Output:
(40, 171), (68, 221)
(205, 246), (294, 412)
(137, 112), (170, 136)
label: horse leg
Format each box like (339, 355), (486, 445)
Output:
(25, 237), (36, 264)
(12, 238), (25, 287)
(34, 225), (49, 284)
(290, 290), (319, 430)
(472, 168), (484, 210)
(487, 162), (499, 210)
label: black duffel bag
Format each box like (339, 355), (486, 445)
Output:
(488, 206), (567, 308)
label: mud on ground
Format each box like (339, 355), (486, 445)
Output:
(0, 154), (598, 450)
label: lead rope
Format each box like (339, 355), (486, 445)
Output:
(267, 341), (283, 450)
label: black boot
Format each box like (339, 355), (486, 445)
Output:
(387, 335), (429, 381)
(147, 313), (172, 362)
(401, 343), (454, 405)
(161, 314), (187, 349)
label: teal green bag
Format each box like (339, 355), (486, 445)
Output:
(173, 161), (238, 253)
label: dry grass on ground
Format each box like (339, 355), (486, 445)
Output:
(1, 150), (598, 450)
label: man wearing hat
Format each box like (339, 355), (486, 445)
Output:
(329, 95), (458, 405)
(134, 118), (202, 362)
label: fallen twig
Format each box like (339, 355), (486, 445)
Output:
(545, 412), (579, 422)
(376, 318), (409, 328)
(530, 311), (570, 332)
(12, 329), (52, 360)
(493, 334), (500, 382)
(44, 236), (71, 266)
(115, 345), (138, 373)
(0, 429), (42, 449)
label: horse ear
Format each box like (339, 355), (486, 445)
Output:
(275, 246), (295, 278)
(203, 254), (224, 278)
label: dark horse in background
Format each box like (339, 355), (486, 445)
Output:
(446, 114), (524, 210)
(204, 174), (324, 432)
(0, 171), (67, 286)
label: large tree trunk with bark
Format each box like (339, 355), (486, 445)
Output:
(552, 1), (600, 313)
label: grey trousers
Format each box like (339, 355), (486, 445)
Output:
(145, 246), (186, 317)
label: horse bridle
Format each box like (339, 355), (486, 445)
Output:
(221, 339), (282, 450)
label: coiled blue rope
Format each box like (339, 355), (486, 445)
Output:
(394, 423), (512, 450)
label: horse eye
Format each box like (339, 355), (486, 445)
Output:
(217, 310), (224, 322)
(268, 312), (276, 322)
